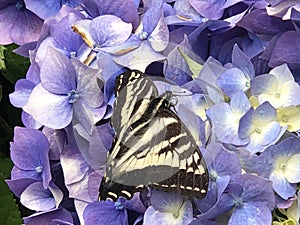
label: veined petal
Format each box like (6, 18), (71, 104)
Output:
(148, 16), (169, 52)
(23, 84), (73, 129)
(269, 172), (296, 200)
(89, 15), (132, 48)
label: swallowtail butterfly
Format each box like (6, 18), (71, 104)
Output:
(99, 70), (209, 201)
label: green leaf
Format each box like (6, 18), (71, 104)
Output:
(1, 44), (29, 84)
(0, 46), (6, 70)
(0, 157), (22, 225)
(0, 84), (2, 102)
(177, 47), (203, 79)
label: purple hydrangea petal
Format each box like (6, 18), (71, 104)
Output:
(148, 16), (169, 52)
(10, 9), (43, 45)
(142, 0), (164, 34)
(0, 3), (43, 45)
(21, 111), (42, 129)
(20, 182), (57, 211)
(144, 190), (193, 225)
(0, 4), (17, 45)
(113, 41), (165, 72)
(269, 31), (300, 69)
(238, 9), (294, 35)
(23, 208), (74, 225)
(269, 172), (296, 200)
(71, 58), (103, 107)
(188, 0), (225, 20)
(40, 47), (76, 94)
(82, 0), (139, 28)
(51, 13), (84, 54)
(83, 201), (128, 225)
(6, 178), (38, 197)
(10, 127), (51, 188)
(89, 15), (132, 48)
(23, 84), (73, 129)
(9, 79), (35, 108)
(229, 202), (272, 225)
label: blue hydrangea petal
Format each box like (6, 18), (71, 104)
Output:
(145, 190), (193, 225)
(230, 91), (251, 117)
(231, 44), (255, 79)
(142, 0), (164, 34)
(148, 16), (169, 52)
(217, 68), (249, 97)
(23, 84), (73, 129)
(229, 202), (272, 225)
(269, 172), (296, 200)
(73, 101), (96, 135)
(208, 103), (239, 143)
(238, 107), (254, 140)
(269, 31), (300, 69)
(164, 35), (193, 86)
(250, 74), (278, 97)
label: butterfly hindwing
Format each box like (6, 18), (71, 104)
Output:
(99, 70), (209, 201)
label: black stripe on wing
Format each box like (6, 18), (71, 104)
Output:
(111, 70), (158, 137)
(99, 90), (209, 201)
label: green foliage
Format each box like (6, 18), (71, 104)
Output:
(0, 157), (22, 225)
(1, 44), (29, 84)
(0, 44), (25, 153)
(0, 46), (6, 70)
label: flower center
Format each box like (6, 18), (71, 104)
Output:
(114, 201), (124, 210)
(139, 31), (149, 40)
(255, 127), (261, 134)
(279, 162), (286, 171)
(281, 115), (289, 122)
(210, 170), (218, 181)
(275, 93), (281, 98)
(16, 1), (25, 10)
(68, 90), (79, 103)
(35, 165), (44, 173)
(233, 198), (244, 208)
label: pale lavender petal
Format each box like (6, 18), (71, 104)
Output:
(40, 47), (76, 94)
(269, 172), (296, 200)
(89, 15), (132, 48)
(229, 202), (272, 225)
(20, 182), (56, 211)
(23, 84), (73, 129)
(9, 79), (35, 108)
(71, 58), (103, 107)
(217, 68), (249, 97)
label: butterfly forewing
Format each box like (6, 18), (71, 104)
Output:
(111, 70), (158, 137)
(99, 70), (209, 201)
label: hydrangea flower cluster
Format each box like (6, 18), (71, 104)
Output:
(2, 0), (300, 224)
